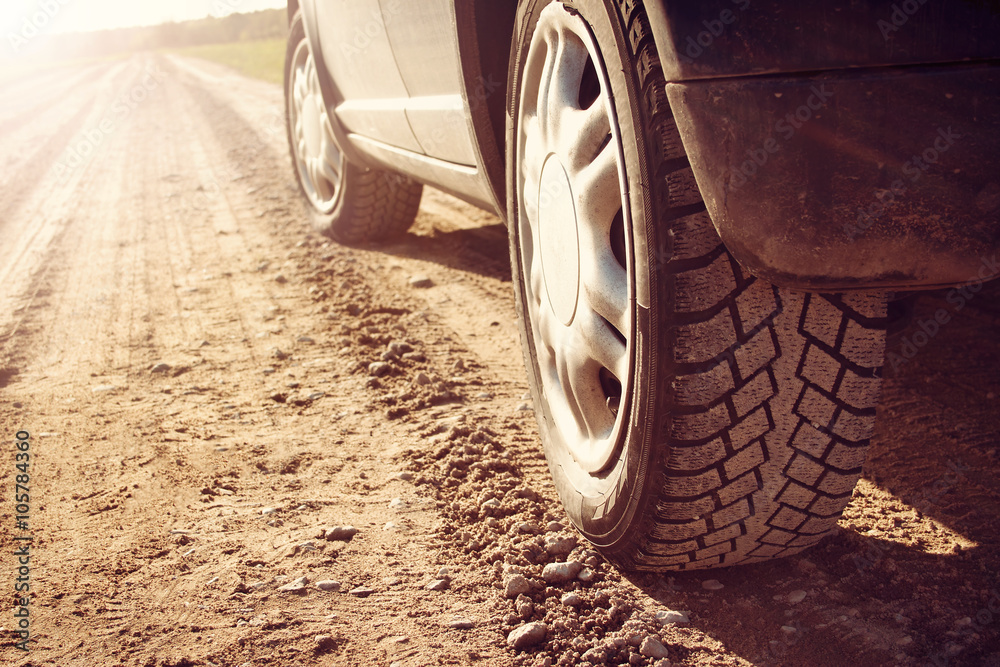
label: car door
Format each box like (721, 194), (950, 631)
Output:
(312, 0), (423, 154)
(379, 0), (479, 166)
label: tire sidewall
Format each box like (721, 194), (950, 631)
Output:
(507, 0), (662, 553)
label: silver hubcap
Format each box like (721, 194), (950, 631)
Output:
(289, 39), (343, 213)
(517, 4), (633, 473)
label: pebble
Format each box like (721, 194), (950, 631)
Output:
(297, 336), (315, 344)
(788, 590), (807, 604)
(272, 348), (289, 360)
(324, 526), (358, 541)
(544, 535), (577, 556)
(394, 471), (414, 482)
(275, 274), (287, 284)
(349, 586), (374, 597)
(262, 367), (276, 375)
(515, 402), (533, 412)
(545, 521), (564, 532)
(541, 561), (583, 584)
(426, 579), (450, 591)
(655, 610), (690, 625)
(368, 362), (391, 377)
(447, 617), (474, 630)
(409, 276), (433, 288)
(640, 637), (670, 659)
(504, 574), (532, 599)
(277, 576), (309, 593)
(315, 580), (341, 591)
(415, 372), (432, 385)
(261, 507), (278, 515)
(151, 363), (171, 374)
(481, 498), (501, 511)
(507, 622), (547, 650)
(701, 579), (725, 591)
(561, 592), (583, 607)
(780, 625), (798, 635)
(577, 568), (596, 583)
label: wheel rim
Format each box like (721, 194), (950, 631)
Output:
(516, 4), (634, 474)
(289, 39), (343, 214)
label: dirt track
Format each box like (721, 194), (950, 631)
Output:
(1, 54), (998, 667)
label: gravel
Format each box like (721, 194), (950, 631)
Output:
(507, 622), (547, 651)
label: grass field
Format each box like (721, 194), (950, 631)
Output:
(172, 38), (286, 84)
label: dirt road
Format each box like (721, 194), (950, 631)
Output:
(1, 54), (998, 667)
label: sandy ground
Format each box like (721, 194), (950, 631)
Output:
(0, 54), (998, 667)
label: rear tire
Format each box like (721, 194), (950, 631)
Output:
(284, 11), (422, 244)
(507, 0), (888, 570)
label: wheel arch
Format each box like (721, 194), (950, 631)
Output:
(453, 0), (519, 222)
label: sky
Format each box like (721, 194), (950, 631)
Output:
(3, 0), (286, 37)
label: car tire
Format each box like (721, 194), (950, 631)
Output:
(284, 11), (422, 244)
(507, 0), (888, 570)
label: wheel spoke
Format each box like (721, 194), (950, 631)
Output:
(574, 140), (621, 229)
(581, 252), (629, 335)
(565, 102), (611, 173)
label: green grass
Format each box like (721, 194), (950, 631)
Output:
(172, 38), (286, 84)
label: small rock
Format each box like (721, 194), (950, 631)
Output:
(504, 574), (532, 599)
(349, 586), (374, 597)
(426, 579), (450, 591)
(315, 634), (335, 648)
(324, 526), (359, 541)
(151, 363), (171, 374)
(315, 580), (341, 591)
(544, 535), (577, 556)
(415, 372), (432, 385)
(655, 609), (689, 625)
(507, 622), (547, 651)
(261, 507), (278, 515)
(297, 336), (315, 344)
(788, 590), (807, 604)
(275, 274), (287, 284)
(409, 276), (433, 288)
(369, 362), (391, 377)
(518, 521), (541, 534)
(897, 636), (913, 646)
(640, 637), (670, 659)
(388, 341), (413, 356)
(545, 521), (564, 532)
(701, 579), (724, 591)
(561, 592), (583, 607)
(272, 348), (289, 360)
(577, 568), (596, 583)
(389, 497), (405, 509)
(394, 471), (414, 482)
(447, 617), (474, 630)
(278, 576), (309, 593)
(541, 561), (583, 584)
(516, 402), (532, 412)
(780, 625), (798, 635)
(481, 498), (501, 510)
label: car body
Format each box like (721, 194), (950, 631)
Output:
(284, 0), (1000, 571)
(289, 0), (1000, 290)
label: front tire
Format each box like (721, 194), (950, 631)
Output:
(507, 0), (888, 570)
(284, 11), (422, 244)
